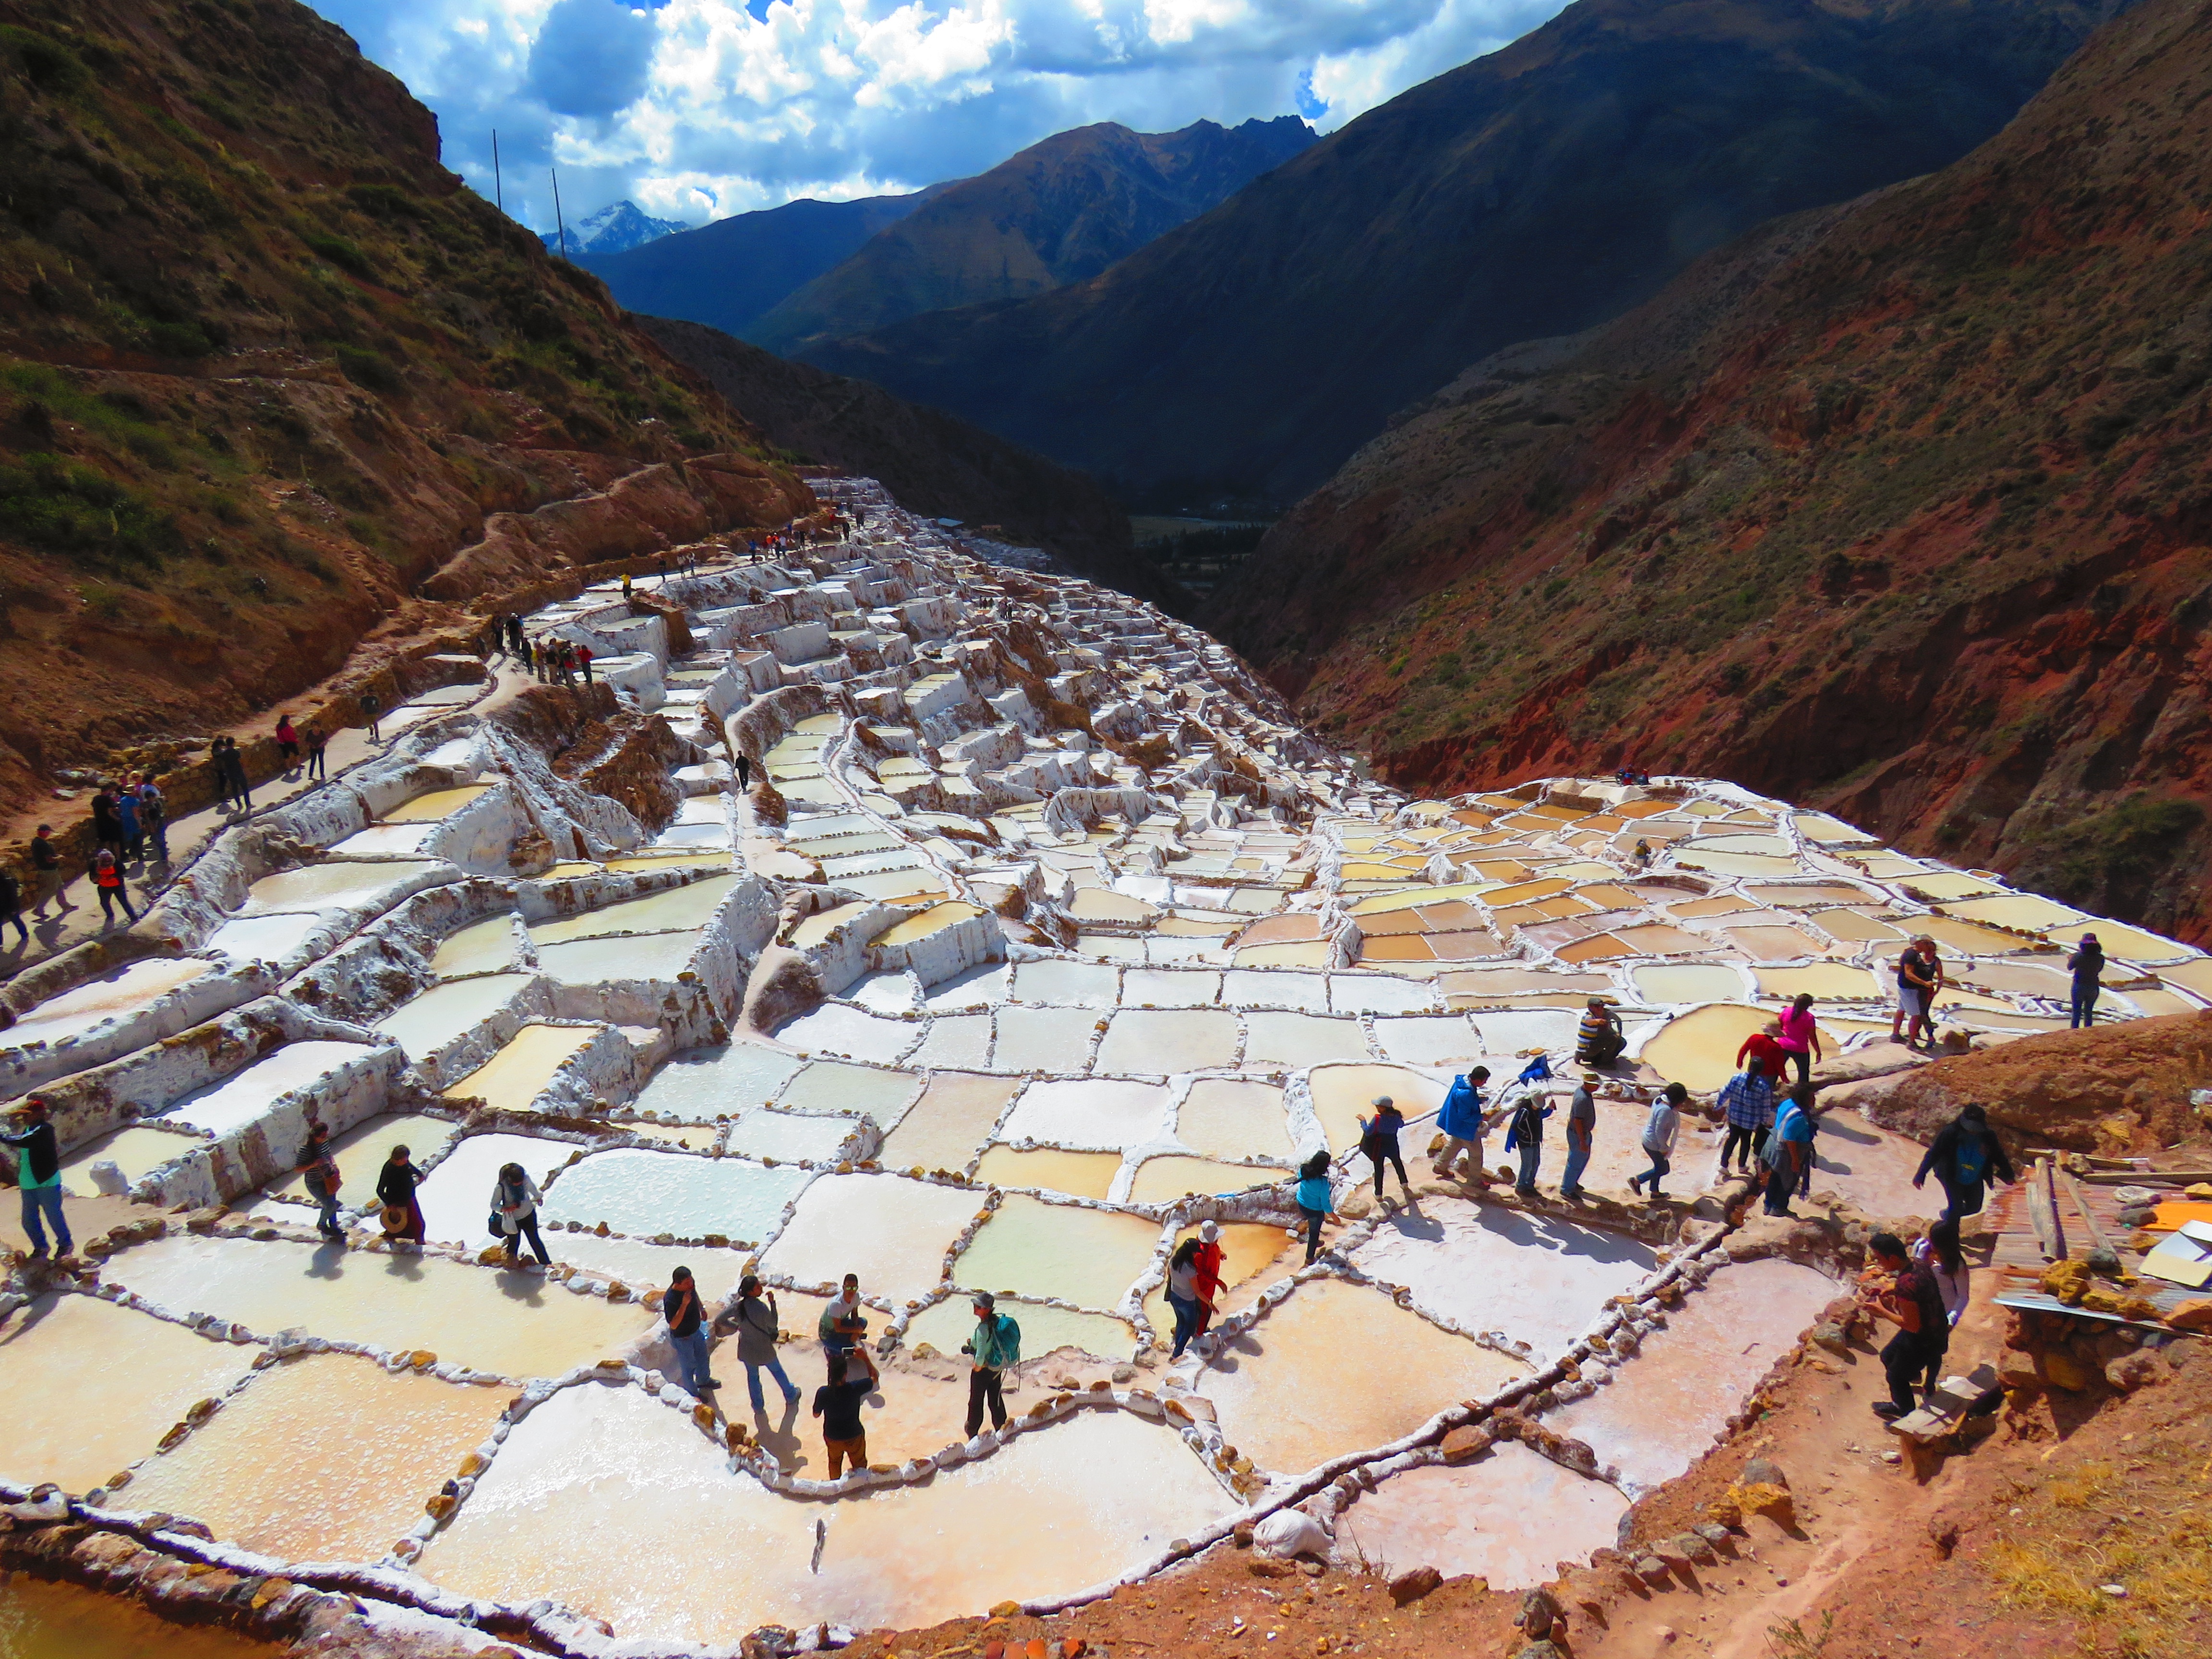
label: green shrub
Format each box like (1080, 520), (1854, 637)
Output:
(303, 232), (374, 278)
(0, 25), (87, 95)
(0, 452), (174, 561)
(334, 345), (402, 393)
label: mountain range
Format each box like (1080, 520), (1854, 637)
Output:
(541, 199), (688, 256)
(750, 117), (1313, 356)
(1213, 0), (2212, 939)
(800, 0), (2125, 508)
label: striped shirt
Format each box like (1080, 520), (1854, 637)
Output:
(1718, 1070), (1776, 1130)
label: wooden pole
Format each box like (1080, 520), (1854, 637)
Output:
(551, 166), (567, 259)
(492, 129), (502, 212)
(2028, 1156), (2066, 1262)
(2056, 1165), (2111, 1256)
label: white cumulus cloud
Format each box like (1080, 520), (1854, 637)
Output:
(308, 0), (1568, 231)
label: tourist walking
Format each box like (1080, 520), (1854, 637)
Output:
(813, 1349), (876, 1477)
(961, 1289), (1022, 1435)
(1, 1097), (70, 1259)
(0, 866), (26, 948)
(1574, 998), (1626, 1066)
(1911, 1103), (2015, 1220)
(2068, 933), (2105, 1029)
(361, 690), (383, 744)
(577, 645), (594, 685)
(1191, 1219), (1226, 1337)
(1914, 1216), (1969, 1396)
(134, 776), (168, 863)
(1505, 1085), (1553, 1196)
(89, 848), (136, 927)
(375, 1144), (426, 1243)
(1627, 1081), (1684, 1200)
(663, 1266), (718, 1397)
(275, 714), (301, 772)
(1358, 1094), (1410, 1200)
(1736, 1019), (1789, 1082)
(1892, 937), (1942, 1050)
(1862, 1232), (1948, 1420)
(1294, 1151), (1339, 1265)
(1434, 1068), (1491, 1183)
(1718, 1056), (1777, 1174)
(300, 1122), (345, 1240)
(114, 783), (142, 864)
(1777, 993), (1822, 1089)
(735, 753), (753, 791)
(491, 1162), (552, 1265)
(305, 727), (327, 781)
(90, 782), (123, 856)
(28, 825), (70, 917)
(1765, 1088), (1814, 1217)
(1560, 1072), (1597, 1199)
(220, 737), (252, 811)
(733, 1275), (802, 1412)
(1166, 1237), (1211, 1359)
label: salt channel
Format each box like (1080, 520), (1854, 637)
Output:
(13, 475), (2206, 1652)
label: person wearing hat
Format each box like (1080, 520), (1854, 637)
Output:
(960, 1289), (1022, 1436)
(1575, 998), (1626, 1066)
(1912, 1102), (2016, 1221)
(1, 1096), (69, 1259)
(2067, 933), (2106, 1029)
(663, 1266), (718, 1398)
(732, 1275), (802, 1413)
(1357, 1094), (1410, 1201)
(1191, 1220), (1226, 1339)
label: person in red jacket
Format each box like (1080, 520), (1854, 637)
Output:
(1736, 1019), (1790, 1084)
(1191, 1219), (1226, 1338)
(89, 848), (136, 928)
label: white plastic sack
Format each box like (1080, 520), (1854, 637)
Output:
(1254, 1507), (1332, 1559)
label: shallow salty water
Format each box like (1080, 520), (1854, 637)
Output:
(442, 1023), (597, 1111)
(757, 1171), (982, 1302)
(57, 1123), (202, 1197)
(953, 1194), (1163, 1312)
(430, 914), (524, 979)
(411, 1130), (576, 1245)
(235, 860), (441, 916)
(0, 1576), (279, 1659)
(164, 1040), (378, 1139)
(879, 1071), (1021, 1171)
(420, 1386), (1233, 1645)
(975, 1145), (1125, 1199)
(1339, 1442), (1629, 1589)
(541, 1147), (814, 1242)
(636, 1043), (807, 1119)
(904, 1294), (1137, 1362)
(2, 957), (214, 1050)
(373, 973), (531, 1061)
(998, 1078), (1169, 1151)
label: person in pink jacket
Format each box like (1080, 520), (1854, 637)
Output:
(1777, 994), (1823, 1089)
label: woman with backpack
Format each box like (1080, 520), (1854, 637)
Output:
(89, 847), (136, 928)
(1911, 1103), (2015, 1220)
(491, 1161), (552, 1265)
(300, 1124), (345, 1242)
(2068, 933), (2106, 1029)
(1504, 1087), (1554, 1197)
(1357, 1094), (1410, 1201)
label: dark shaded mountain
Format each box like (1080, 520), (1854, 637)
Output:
(804, 0), (2126, 509)
(1212, 0), (2212, 940)
(0, 0), (808, 808)
(756, 116), (1314, 356)
(640, 316), (1175, 606)
(542, 199), (688, 255)
(578, 190), (939, 341)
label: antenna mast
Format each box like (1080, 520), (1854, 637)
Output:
(492, 129), (502, 212)
(551, 165), (568, 259)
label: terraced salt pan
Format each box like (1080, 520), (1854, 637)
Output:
(1127, 1155), (1278, 1205)
(1308, 1065), (1447, 1155)
(0, 1293), (262, 1492)
(263, 1112), (460, 1207)
(409, 1130), (580, 1246)
(878, 1071), (1022, 1171)
(1095, 1009), (1240, 1073)
(327, 824), (440, 857)
(778, 1060), (922, 1123)
(120, 1351), (508, 1563)
(1124, 968), (1222, 1007)
(420, 1386), (1231, 1644)
(1546, 1257), (1839, 1494)
(1240, 1012), (1371, 1070)
(775, 1003), (921, 1064)
(976, 1145), (1124, 1198)
(57, 1123), (202, 1196)
(922, 963), (1010, 1010)
(442, 1023), (597, 1111)
(636, 1043), (806, 1118)
(97, 1234), (650, 1378)
(164, 1040), (379, 1138)
(373, 973), (532, 1061)
(429, 914), (524, 979)
(527, 875), (742, 943)
(1010, 960), (1121, 1006)
(905, 1294), (1135, 1362)
(1370, 1014), (1483, 1065)
(1340, 1443), (1629, 1589)
(1197, 1279), (1525, 1476)
(551, 1232), (753, 1301)
(758, 1171), (982, 1301)
(724, 1107), (861, 1162)
(993, 1006), (1103, 1071)
(234, 860), (443, 916)
(3, 957), (215, 1049)
(380, 784), (495, 823)
(999, 1079), (1169, 1151)
(953, 1194), (1163, 1311)
(541, 1147), (813, 1242)
(905, 1014), (994, 1069)
(200, 912), (329, 964)
(535, 931), (703, 985)
(1222, 969), (1331, 1012)
(1352, 1198), (1658, 1356)
(1635, 1003), (1773, 1093)
(1631, 964), (1750, 1005)
(1175, 1078), (1295, 1162)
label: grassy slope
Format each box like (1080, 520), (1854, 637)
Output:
(1214, 0), (2212, 939)
(0, 0), (806, 797)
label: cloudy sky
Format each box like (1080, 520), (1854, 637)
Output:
(309, 0), (1568, 233)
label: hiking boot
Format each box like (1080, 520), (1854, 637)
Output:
(1872, 1401), (1906, 1421)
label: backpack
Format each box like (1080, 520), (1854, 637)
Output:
(996, 1315), (1021, 1366)
(1954, 1134), (1990, 1187)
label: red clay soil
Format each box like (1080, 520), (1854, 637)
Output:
(1213, 0), (2212, 943)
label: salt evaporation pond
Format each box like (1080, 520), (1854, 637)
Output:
(442, 1023), (596, 1111)
(234, 860), (442, 916)
(540, 1147), (814, 1241)
(58, 1123), (201, 1196)
(0, 1575), (281, 1659)
(373, 973), (531, 1060)
(420, 1386), (1233, 1645)
(635, 1042), (806, 1118)
(757, 1171), (982, 1302)
(163, 1040), (379, 1138)
(1339, 1442), (1630, 1589)
(429, 914), (523, 979)
(953, 1194), (1163, 1311)
(0, 957), (212, 1049)
(411, 1131), (577, 1245)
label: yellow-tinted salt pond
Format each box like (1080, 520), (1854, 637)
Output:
(235, 860), (441, 916)
(1198, 1279), (1524, 1474)
(0, 1575), (279, 1659)
(527, 874), (742, 943)
(98, 1235), (650, 1378)
(419, 1386), (1232, 1644)
(757, 1171), (981, 1302)
(2, 957), (214, 1049)
(56, 1123), (201, 1197)
(120, 1351), (507, 1563)
(442, 1022), (597, 1109)
(1636, 1003), (1772, 1092)
(953, 1194), (1163, 1311)
(380, 784), (494, 822)
(429, 913), (523, 978)
(1174, 1078), (1295, 1161)
(1307, 1065), (1446, 1154)
(1127, 1155), (1278, 1206)
(1754, 964), (1884, 1001)
(975, 1145), (1124, 1198)
(905, 1294), (1136, 1361)
(1628, 964), (1747, 1005)
(879, 1071), (1022, 1171)
(0, 1294), (261, 1492)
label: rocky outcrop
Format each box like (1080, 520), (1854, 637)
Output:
(1216, 0), (2212, 941)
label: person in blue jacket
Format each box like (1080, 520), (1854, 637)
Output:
(1432, 1066), (1492, 1184)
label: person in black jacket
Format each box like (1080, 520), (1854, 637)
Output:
(376, 1145), (426, 1243)
(812, 1349), (875, 1478)
(0, 867), (26, 947)
(1911, 1103), (2017, 1220)
(1, 1096), (70, 1258)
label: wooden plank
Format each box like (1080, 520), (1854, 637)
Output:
(2081, 1168), (2212, 1186)
(2027, 1157), (2065, 1262)
(2057, 1166), (2112, 1256)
